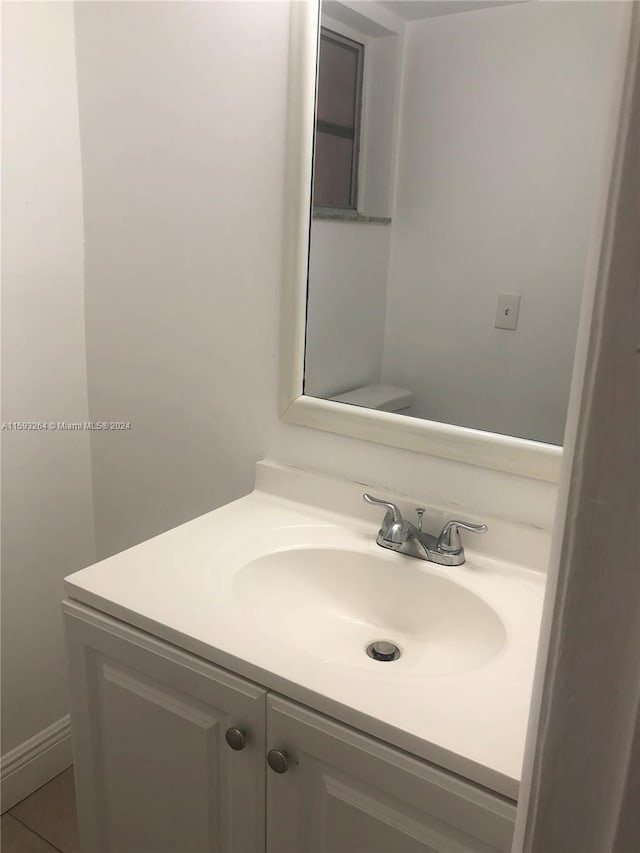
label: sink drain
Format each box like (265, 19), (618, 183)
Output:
(366, 640), (401, 662)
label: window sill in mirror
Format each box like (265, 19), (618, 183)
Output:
(313, 208), (391, 225)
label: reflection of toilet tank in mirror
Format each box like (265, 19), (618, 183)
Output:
(331, 384), (413, 415)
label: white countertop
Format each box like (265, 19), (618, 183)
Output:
(64, 460), (546, 800)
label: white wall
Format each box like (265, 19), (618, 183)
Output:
(381, 1), (627, 445)
(305, 220), (391, 398)
(75, 0), (558, 567)
(75, 0), (293, 559)
(1, 0), (95, 773)
(357, 30), (400, 218)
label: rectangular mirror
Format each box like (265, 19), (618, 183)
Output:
(281, 0), (626, 481)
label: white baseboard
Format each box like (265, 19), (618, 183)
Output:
(1, 715), (73, 813)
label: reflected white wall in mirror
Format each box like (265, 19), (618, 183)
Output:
(304, 0), (625, 446)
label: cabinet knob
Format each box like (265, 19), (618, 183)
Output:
(225, 727), (247, 751)
(267, 749), (289, 773)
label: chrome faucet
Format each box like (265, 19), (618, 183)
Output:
(363, 493), (487, 566)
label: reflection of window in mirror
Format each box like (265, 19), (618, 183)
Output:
(311, 10), (399, 222)
(314, 29), (364, 211)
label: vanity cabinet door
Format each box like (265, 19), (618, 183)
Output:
(266, 695), (516, 853)
(64, 602), (266, 853)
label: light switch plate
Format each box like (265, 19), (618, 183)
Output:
(495, 293), (521, 330)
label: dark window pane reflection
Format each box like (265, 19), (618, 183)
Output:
(317, 37), (358, 129)
(314, 132), (354, 208)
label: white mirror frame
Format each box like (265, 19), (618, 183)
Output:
(279, 0), (562, 483)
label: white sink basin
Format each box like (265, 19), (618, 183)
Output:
(233, 541), (506, 676)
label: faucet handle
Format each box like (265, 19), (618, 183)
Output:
(363, 494), (407, 545)
(437, 519), (488, 553)
(362, 494), (403, 526)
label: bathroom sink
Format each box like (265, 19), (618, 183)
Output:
(232, 542), (506, 676)
(65, 462), (546, 795)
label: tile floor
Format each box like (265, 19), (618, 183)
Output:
(1, 768), (78, 853)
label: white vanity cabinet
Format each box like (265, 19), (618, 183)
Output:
(65, 602), (516, 853)
(267, 695), (515, 853)
(65, 605), (267, 853)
